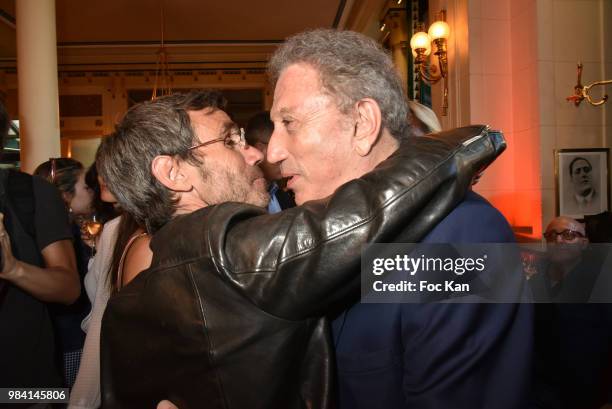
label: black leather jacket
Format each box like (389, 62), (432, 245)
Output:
(101, 126), (505, 409)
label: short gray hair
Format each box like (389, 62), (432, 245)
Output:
(268, 29), (410, 140)
(97, 90), (226, 233)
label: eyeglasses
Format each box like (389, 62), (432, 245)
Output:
(544, 229), (585, 242)
(187, 127), (247, 152)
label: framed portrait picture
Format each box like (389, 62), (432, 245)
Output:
(555, 148), (610, 219)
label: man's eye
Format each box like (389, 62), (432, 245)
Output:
(282, 119), (293, 127)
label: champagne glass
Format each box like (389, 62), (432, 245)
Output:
(83, 214), (102, 256)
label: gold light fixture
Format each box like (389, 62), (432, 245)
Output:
(410, 10), (450, 115)
(567, 63), (610, 107)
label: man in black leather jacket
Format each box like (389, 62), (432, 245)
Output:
(97, 30), (517, 409)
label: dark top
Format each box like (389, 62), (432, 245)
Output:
(0, 173), (72, 389)
(275, 186), (296, 210)
(31, 176), (73, 250)
(48, 222), (91, 353)
(531, 254), (612, 408)
(533, 304), (612, 409)
(529, 248), (605, 303)
(332, 191), (534, 409)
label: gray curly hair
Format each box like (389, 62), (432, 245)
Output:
(268, 29), (410, 140)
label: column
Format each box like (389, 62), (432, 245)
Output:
(16, 0), (60, 173)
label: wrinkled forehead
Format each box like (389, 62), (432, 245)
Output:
(271, 63), (330, 117)
(188, 108), (234, 137)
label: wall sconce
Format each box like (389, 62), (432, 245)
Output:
(410, 10), (450, 115)
(567, 63), (611, 107)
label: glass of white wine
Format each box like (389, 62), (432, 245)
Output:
(83, 214), (103, 256)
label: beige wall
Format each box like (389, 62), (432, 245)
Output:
(537, 0), (611, 227)
(464, 0), (532, 232)
(443, 0), (611, 238)
(510, 0), (541, 236)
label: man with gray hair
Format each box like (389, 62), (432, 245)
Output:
(98, 31), (514, 409)
(266, 29), (532, 409)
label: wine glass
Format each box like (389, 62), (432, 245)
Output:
(82, 214), (103, 256)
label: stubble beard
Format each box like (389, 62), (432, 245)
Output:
(199, 166), (270, 208)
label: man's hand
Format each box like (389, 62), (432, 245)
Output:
(157, 400), (178, 409)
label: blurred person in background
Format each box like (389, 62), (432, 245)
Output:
(85, 163), (119, 226)
(0, 101), (79, 400)
(531, 216), (612, 409)
(530, 216), (595, 302)
(35, 158), (94, 218)
(407, 100), (442, 136)
(34, 158), (95, 388)
(244, 111), (295, 213)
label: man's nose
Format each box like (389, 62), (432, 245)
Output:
(241, 145), (264, 166)
(267, 128), (288, 165)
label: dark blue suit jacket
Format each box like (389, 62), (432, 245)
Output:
(332, 191), (534, 409)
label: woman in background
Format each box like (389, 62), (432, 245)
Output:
(85, 164), (118, 226)
(34, 158), (94, 388)
(69, 143), (151, 409)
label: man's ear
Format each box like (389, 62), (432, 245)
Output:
(353, 98), (382, 157)
(151, 155), (192, 192)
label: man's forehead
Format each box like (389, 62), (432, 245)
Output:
(271, 63), (326, 117)
(547, 217), (584, 233)
(189, 108), (233, 131)
(271, 95), (335, 125)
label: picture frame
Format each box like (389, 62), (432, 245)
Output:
(555, 148), (610, 219)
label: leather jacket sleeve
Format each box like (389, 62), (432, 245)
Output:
(184, 126), (504, 320)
